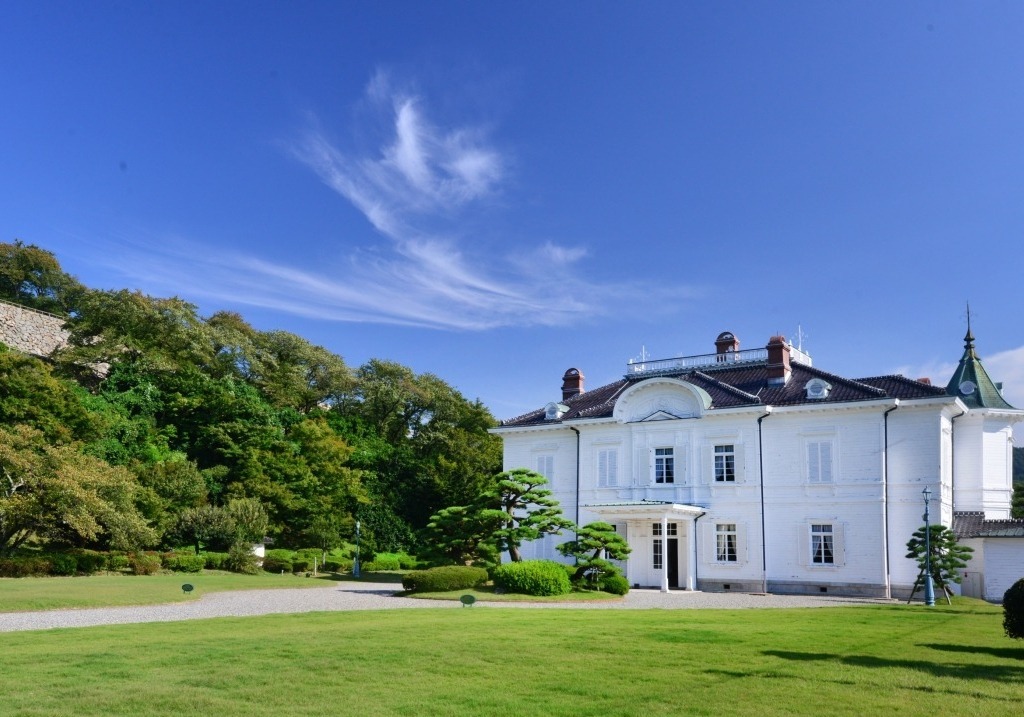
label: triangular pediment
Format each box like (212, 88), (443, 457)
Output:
(635, 409), (695, 422)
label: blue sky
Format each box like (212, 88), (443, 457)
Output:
(3, 2), (1023, 430)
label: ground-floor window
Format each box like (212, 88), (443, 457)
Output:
(715, 523), (738, 562)
(652, 522), (677, 569)
(811, 524), (834, 565)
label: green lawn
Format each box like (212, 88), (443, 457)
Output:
(1, 600), (1020, 716)
(407, 584), (621, 602)
(0, 571), (344, 612)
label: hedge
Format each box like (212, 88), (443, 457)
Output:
(492, 560), (572, 596)
(402, 566), (489, 593)
(1004, 577), (1024, 639)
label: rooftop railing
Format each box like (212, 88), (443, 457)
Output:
(626, 345), (811, 377)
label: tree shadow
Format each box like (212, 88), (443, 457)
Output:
(919, 643), (1024, 661)
(763, 650), (1024, 682)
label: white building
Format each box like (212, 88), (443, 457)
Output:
(492, 329), (1024, 600)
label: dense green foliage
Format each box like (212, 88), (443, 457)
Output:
(905, 524), (973, 602)
(493, 559), (573, 596)
(1013, 447), (1023, 518)
(402, 565), (489, 592)
(0, 242), (502, 561)
(557, 521), (631, 586)
(600, 574), (631, 595)
(1004, 577), (1024, 639)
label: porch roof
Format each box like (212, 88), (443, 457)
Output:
(583, 501), (706, 521)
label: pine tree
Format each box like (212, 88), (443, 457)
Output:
(905, 525), (973, 604)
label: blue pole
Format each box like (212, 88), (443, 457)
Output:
(922, 487), (935, 607)
(353, 520), (361, 578)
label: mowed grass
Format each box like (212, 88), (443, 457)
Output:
(2, 600), (1021, 716)
(0, 571), (343, 612)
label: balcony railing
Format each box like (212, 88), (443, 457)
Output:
(626, 345), (811, 377)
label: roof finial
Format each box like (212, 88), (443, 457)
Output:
(964, 301), (975, 350)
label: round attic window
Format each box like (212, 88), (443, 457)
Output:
(959, 380), (977, 396)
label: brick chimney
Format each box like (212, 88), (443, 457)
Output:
(766, 335), (791, 385)
(561, 368), (584, 401)
(715, 331), (740, 355)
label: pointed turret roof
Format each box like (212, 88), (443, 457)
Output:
(945, 328), (1015, 409)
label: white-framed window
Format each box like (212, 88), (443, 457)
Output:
(715, 523), (738, 562)
(536, 455), (554, 481)
(597, 448), (618, 487)
(810, 524), (834, 565)
(807, 441), (834, 484)
(714, 444), (736, 482)
(654, 447), (675, 484)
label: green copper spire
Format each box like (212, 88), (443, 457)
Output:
(945, 325), (1014, 409)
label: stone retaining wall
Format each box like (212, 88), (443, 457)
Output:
(0, 300), (69, 357)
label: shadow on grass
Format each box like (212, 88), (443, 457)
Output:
(920, 643), (1024, 661)
(764, 650), (1024, 681)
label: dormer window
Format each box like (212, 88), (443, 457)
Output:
(544, 402), (569, 420)
(805, 378), (832, 400)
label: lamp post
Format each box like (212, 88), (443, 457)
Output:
(922, 487), (935, 607)
(353, 519), (361, 578)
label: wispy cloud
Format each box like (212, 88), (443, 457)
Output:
(88, 70), (694, 331)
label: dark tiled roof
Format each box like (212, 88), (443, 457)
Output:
(953, 511), (1024, 539)
(500, 359), (949, 427)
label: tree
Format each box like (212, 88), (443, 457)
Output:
(475, 468), (574, 562)
(226, 497), (269, 544)
(174, 505), (235, 554)
(0, 424), (156, 555)
(557, 521), (631, 586)
(0, 240), (84, 314)
(420, 504), (501, 566)
(905, 524), (974, 604)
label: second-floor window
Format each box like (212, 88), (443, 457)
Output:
(654, 447), (674, 484)
(597, 449), (618, 487)
(807, 441), (834, 483)
(714, 444), (736, 482)
(536, 455), (554, 481)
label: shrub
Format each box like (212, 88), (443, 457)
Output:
(600, 574), (630, 596)
(107, 553), (130, 571)
(323, 558), (352, 573)
(227, 543), (260, 575)
(364, 552), (402, 571)
(203, 552), (230, 570)
(493, 560), (572, 597)
(48, 553), (78, 576)
(402, 566), (489, 593)
(262, 556), (293, 573)
(72, 550), (107, 575)
(1004, 577), (1024, 639)
(291, 558), (311, 573)
(127, 553), (162, 575)
(0, 556), (50, 577)
(167, 554), (206, 573)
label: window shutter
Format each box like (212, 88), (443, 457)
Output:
(807, 443), (819, 482)
(821, 443), (833, 483)
(676, 445), (687, 484)
(701, 445), (713, 485)
(608, 449), (618, 487)
(798, 526), (809, 567)
(737, 523), (748, 564)
(833, 523), (846, 566)
(733, 444), (745, 483)
(701, 522), (716, 563)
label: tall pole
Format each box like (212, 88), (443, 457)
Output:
(353, 519), (361, 578)
(922, 487), (935, 607)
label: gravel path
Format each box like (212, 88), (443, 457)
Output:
(0, 581), (895, 633)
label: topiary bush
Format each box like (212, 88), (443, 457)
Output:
(492, 560), (572, 596)
(323, 558), (353, 573)
(291, 558), (311, 573)
(107, 553), (130, 572)
(72, 550), (107, 575)
(48, 553), (78, 576)
(1004, 577), (1024, 639)
(262, 555), (292, 573)
(166, 553), (206, 573)
(600, 574), (630, 596)
(402, 566), (489, 593)
(127, 553), (162, 575)
(203, 552), (230, 570)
